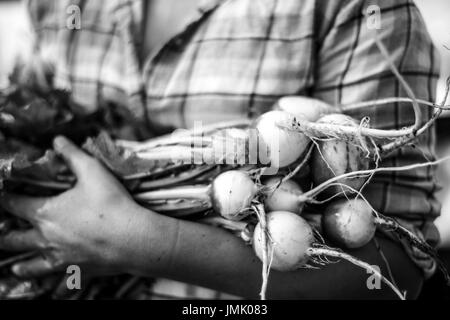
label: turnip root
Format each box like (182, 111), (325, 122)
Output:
(322, 198), (450, 283)
(275, 96), (333, 122)
(255, 111), (311, 169)
(312, 114), (370, 196)
(323, 197), (441, 254)
(263, 177), (304, 214)
(323, 198), (376, 249)
(197, 216), (255, 243)
(140, 198), (212, 218)
(253, 211), (314, 271)
(210, 170), (258, 220)
(135, 170), (258, 221)
(252, 211), (405, 299)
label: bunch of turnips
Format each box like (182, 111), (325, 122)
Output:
(3, 88), (449, 300)
(2, 45), (450, 299)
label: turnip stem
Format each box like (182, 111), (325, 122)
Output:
(8, 177), (72, 191)
(117, 119), (251, 151)
(144, 200), (211, 217)
(122, 164), (189, 181)
(254, 203), (270, 300)
(309, 247), (406, 300)
(375, 216), (436, 257)
(381, 77), (450, 154)
(286, 119), (413, 140)
(137, 166), (216, 191)
(375, 215), (450, 285)
(281, 78), (450, 155)
(136, 146), (213, 162)
(126, 136), (212, 152)
(302, 154), (450, 201)
(0, 251), (37, 268)
(134, 185), (211, 202)
(198, 216), (249, 232)
(135, 141), (247, 165)
(281, 144), (314, 184)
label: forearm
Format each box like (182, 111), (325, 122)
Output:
(124, 206), (264, 298)
(121, 206), (421, 299)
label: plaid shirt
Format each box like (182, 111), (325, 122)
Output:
(26, 0), (441, 297)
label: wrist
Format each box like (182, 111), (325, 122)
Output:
(115, 204), (179, 277)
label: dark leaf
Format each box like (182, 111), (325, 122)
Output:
(84, 132), (180, 178)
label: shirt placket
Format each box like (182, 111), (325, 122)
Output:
(142, 0), (225, 66)
(142, 0), (227, 129)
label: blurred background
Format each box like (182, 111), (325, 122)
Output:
(0, 0), (450, 295)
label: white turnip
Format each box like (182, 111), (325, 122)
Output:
(134, 170), (258, 221)
(263, 177), (304, 214)
(312, 114), (370, 196)
(252, 211), (405, 299)
(323, 198), (376, 249)
(255, 111), (311, 169)
(253, 211), (314, 271)
(275, 96), (333, 122)
(210, 170), (258, 220)
(322, 197), (448, 280)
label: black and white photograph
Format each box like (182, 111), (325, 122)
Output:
(0, 0), (450, 309)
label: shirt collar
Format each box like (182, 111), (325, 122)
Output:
(142, 0), (228, 78)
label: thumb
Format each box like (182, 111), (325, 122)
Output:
(53, 136), (93, 179)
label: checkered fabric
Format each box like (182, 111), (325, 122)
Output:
(25, 0), (442, 297)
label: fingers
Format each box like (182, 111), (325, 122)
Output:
(0, 229), (44, 251)
(0, 193), (49, 222)
(12, 256), (63, 279)
(53, 136), (94, 179)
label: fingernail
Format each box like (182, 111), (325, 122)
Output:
(53, 136), (68, 150)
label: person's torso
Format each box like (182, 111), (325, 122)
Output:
(140, 0), (317, 132)
(30, 0), (321, 133)
(26, 0), (443, 294)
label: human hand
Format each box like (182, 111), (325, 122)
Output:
(0, 136), (150, 278)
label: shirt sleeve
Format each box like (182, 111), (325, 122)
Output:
(25, 0), (145, 119)
(311, 0), (441, 236)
